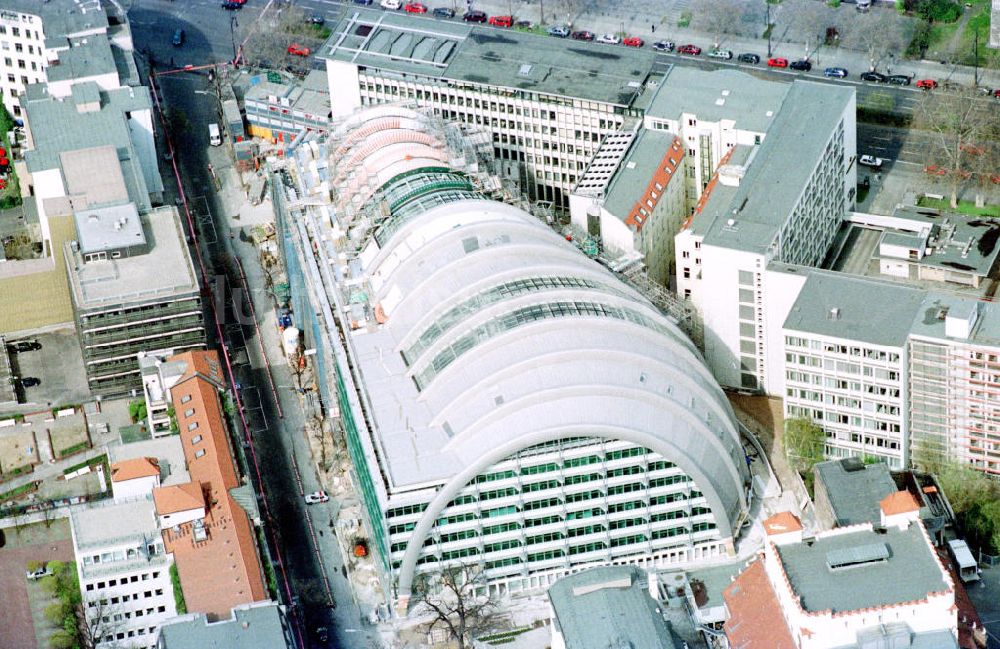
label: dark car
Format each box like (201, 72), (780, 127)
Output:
(172, 29), (185, 46)
(860, 71), (887, 83)
(432, 6), (454, 17)
(462, 9), (487, 22)
(221, 1), (242, 9)
(19, 377), (40, 388)
(308, 15), (325, 24)
(738, 53), (760, 64)
(7, 340), (40, 353)
(887, 74), (911, 86)
(571, 30), (595, 41)
(354, 0), (374, 4)
(789, 59), (812, 71)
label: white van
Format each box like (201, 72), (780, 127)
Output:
(209, 123), (222, 147)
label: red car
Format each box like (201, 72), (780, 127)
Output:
(287, 43), (311, 57)
(404, 2), (427, 12)
(916, 79), (937, 89)
(767, 57), (788, 68)
(488, 14), (513, 27)
(623, 37), (644, 48)
(677, 44), (701, 55)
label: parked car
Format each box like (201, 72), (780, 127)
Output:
(860, 71), (887, 83)
(623, 37), (644, 48)
(403, 2), (427, 12)
(514, 19), (533, 29)
(7, 340), (40, 353)
(738, 52), (760, 64)
(354, 0), (374, 4)
(572, 30), (595, 41)
(677, 44), (701, 55)
(859, 155), (883, 168)
(708, 49), (733, 60)
(26, 565), (52, 580)
(652, 40), (675, 52)
(221, 1), (242, 9)
(488, 14), (513, 27)
(380, 0), (402, 9)
(463, 10), (487, 22)
(432, 7), (454, 17)
(824, 67), (848, 78)
(767, 57), (789, 68)
(308, 15), (325, 24)
(546, 25), (570, 37)
(172, 29), (185, 46)
(789, 59), (812, 71)
(19, 377), (40, 388)
(287, 43), (311, 57)
(887, 74), (911, 86)
(596, 33), (621, 44)
(916, 78), (937, 89)
(304, 491), (330, 504)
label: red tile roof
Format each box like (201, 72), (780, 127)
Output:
(161, 350), (267, 621)
(763, 512), (803, 536)
(110, 457), (160, 482)
(624, 136), (684, 232)
(880, 490), (920, 516)
(723, 560), (796, 649)
(153, 482), (205, 515)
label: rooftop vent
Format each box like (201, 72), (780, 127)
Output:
(826, 542), (890, 571)
(518, 64), (532, 76)
(828, 307), (841, 321)
(936, 307), (949, 320)
(715, 98), (725, 106)
(625, 161), (636, 170)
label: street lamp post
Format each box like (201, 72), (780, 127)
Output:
(230, 15), (238, 64)
(766, 2), (772, 58)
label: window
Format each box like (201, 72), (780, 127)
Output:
(180, 394), (192, 404)
(184, 408), (195, 417)
(191, 434), (203, 444)
(194, 449), (206, 458)
(187, 422), (199, 431)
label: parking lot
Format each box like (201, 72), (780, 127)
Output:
(6, 328), (90, 410)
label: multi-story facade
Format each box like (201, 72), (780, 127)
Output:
(71, 498), (179, 649)
(242, 69), (330, 142)
(674, 81), (856, 393)
(782, 272), (925, 468)
(319, 9), (657, 208)
(277, 105), (751, 611)
(65, 206), (204, 396)
(0, 0), (119, 121)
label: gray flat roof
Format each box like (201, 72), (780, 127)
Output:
(61, 145), (130, 207)
(686, 562), (743, 611)
(244, 69), (330, 119)
(158, 602), (293, 649)
(71, 496), (158, 550)
(693, 81), (854, 254)
(783, 270), (926, 346)
(65, 206), (199, 309)
(886, 205), (1000, 279)
(46, 32), (117, 82)
(5, 0), (109, 39)
(647, 66), (789, 133)
(321, 9), (656, 106)
(814, 458), (898, 527)
(776, 522), (948, 613)
(548, 566), (679, 649)
(910, 292), (1000, 347)
(603, 128), (679, 219)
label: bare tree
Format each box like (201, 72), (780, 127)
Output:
(782, 0), (834, 59)
(914, 88), (1000, 208)
(411, 564), (505, 649)
(237, 4), (325, 73)
(691, 0), (749, 47)
(839, 8), (912, 72)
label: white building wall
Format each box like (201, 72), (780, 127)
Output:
(157, 506), (203, 530)
(761, 267), (809, 396)
(326, 60), (362, 118)
(112, 476), (159, 502)
(0, 9), (48, 119)
(30, 166), (66, 247)
(46, 71), (120, 99)
(126, 108), (162, 197)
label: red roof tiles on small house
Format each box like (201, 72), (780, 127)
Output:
(764, 511), (803, 536)
(110, 457), (160, 482)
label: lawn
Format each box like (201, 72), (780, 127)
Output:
(955, 0), (1000, 67)
(917, 195), (1000, 217)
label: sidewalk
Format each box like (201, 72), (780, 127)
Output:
(466, 0), (1000, 89)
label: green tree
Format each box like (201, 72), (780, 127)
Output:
(48, 630), (75, 649)
(44, 602), (66, 627)
(128, 399), (147, 423)
(783, 417), (826, 472)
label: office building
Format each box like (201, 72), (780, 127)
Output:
(64, 205), (204, 396)
(157, 602), (294, 649)
(277, 104), (750, 610)
(674, 80), (856, 393)
(242, 69), (331, 142)
(723, 510), (958, 649)
(547, 566), (680, 649)
(70, 498), (179, 649)
(319, 9), (658, 208)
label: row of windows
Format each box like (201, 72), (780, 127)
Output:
(84, 571), (161, 590)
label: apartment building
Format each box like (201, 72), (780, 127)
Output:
(64, 205), (204, 396)
(70, 498), (179, 649)
(724, 509), (958, 649)
(277, 104), (750, 610)
(319, 9), (657, 208)
(674, 81), (856, 393)
(782, 272), (925, 468)
(0, 0), (122, 120)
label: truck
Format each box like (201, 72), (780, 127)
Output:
(208, 123), (222, 147)
(948, 539), (980, 582)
